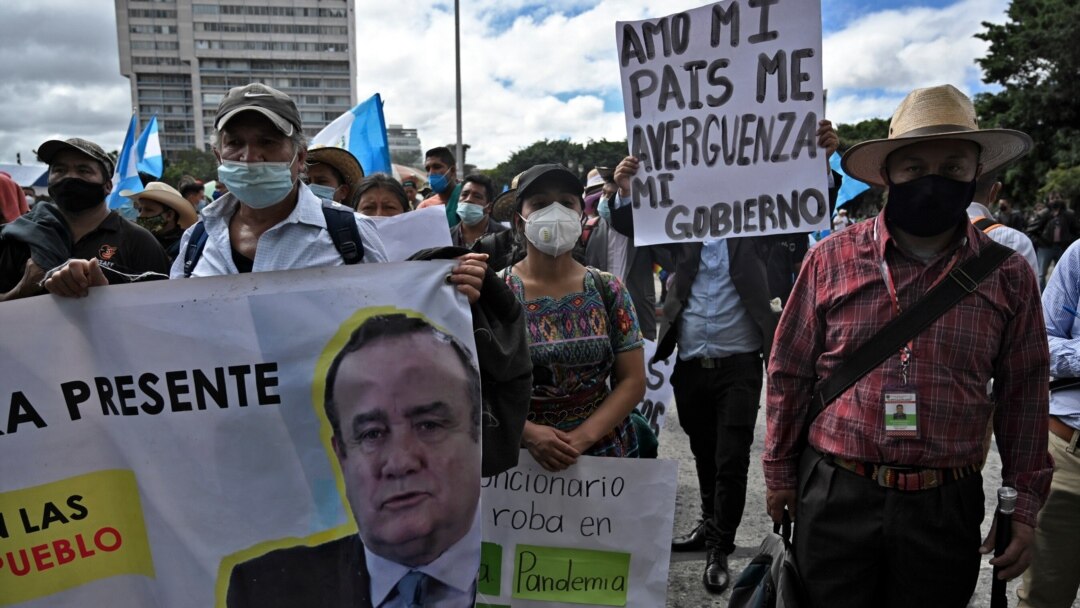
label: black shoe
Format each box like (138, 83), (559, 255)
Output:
(671, 520), (706, 552)
(703, 548), (730, 594)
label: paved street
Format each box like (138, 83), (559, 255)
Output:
(658, 383), (1074, 607)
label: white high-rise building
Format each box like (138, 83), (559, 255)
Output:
(115, 0), (357, 159)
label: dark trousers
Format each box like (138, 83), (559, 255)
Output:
(671, 353), (763, 555)
(795, 450), (985, 608)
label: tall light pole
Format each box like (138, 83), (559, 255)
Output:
(454, 0), (464, 177)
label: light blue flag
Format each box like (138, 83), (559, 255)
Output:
(828, 151), (870, 210)
(107, 114), (143, 210)
(309, 93), (391, 175)
(135, 115), (163, 178)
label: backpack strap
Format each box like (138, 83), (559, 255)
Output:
(580, 216), (601, 249)
(182, 221), (209, 278)
(321, 202), (364, 265)
(587, 267), (619, 324)
(972, 216), (1002, 234)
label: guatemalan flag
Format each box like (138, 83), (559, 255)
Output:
(107, 114), (143, 209)
(135, 115), (163, 178)
(310, 93), (392, 175)
(829, 151), (871, 210)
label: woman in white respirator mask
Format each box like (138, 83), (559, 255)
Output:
(499, 164), (646, 472)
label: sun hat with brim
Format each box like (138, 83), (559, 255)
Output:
(120, 182), (198, 229)
(491, 172), (524, 223)
(307, 147), (365, 187)
(841, 84), (1032, 188)
(585, 169), (605, 194)
(36, 138), (115, 177)
(214, 83), (302, 136)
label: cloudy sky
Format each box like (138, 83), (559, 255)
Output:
(0, 0), (1009, 170)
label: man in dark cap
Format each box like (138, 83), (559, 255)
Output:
(1, 137), (169, 300)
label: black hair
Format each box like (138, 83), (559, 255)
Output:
(180, 183), (204, 198)
(462, 173), (495, 204)
(323, 314), (481, 443)
(307, 161), (346, 187)
(425, 146), (456, 168)
(353, 173), (410, 212)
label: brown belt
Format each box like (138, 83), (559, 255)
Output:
(1049, 416), (1080, 454)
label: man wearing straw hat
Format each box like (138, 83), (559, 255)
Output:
(123, 181), (199, 261)
(764, 84), (1052, 606)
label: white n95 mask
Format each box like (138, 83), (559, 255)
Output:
(521, 203), (582, 257)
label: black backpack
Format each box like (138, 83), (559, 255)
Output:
(182, 201), (363, 277)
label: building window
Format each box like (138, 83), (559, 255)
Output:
(128, 9), (177, 18)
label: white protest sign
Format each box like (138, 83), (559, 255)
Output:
(371, 205), (452, 261)
(0, 263), (477, 607)
(478, 451), (677, 607)
(635, 340), (675, 438)
(617, 0), (829, 246)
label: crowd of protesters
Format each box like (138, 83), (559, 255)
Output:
(2, 79), (1080, 608)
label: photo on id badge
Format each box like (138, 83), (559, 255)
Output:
(883, 386), (917, 438)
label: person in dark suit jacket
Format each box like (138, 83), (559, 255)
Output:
(227, 535), (373, 608)
(607, 121), (840, 594)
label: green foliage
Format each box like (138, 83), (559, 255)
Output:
(161, 149), (218, 188)
(975, 0), (1080, 202)
(835, 118), (889, 151)
(485, 139), (628, 189)
(1040, 166), (1080, 205)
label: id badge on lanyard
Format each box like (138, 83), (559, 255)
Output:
(880, 254), (919, 438)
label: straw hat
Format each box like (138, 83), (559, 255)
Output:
(120, 182), (198, 229)
(841, 84), (1032, 187)
(306, 147), (365, 187)
(491, 172), (524, 223)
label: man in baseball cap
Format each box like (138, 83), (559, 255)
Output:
(2, 137), (169, 300)
(170, 82), (388, 277)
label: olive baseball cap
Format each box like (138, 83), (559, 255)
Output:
(214, 83), (302, 136)
(36, 138), (115, 177)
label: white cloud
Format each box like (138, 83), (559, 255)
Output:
(0, 0), (1015, 171)
(822, 0), (1009, 124)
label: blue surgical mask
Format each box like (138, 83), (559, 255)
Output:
(217, 153), (297, 209)
(428, 170), (451, 194)
(307, 183), (337, 201)
(598, 196), (612, 223)
(456, 202), (486, 226)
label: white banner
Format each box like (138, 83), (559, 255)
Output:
(478, 451), (677, 608)
(634, 340), (675, 438)
(371, 205), (453, 261)
(0, 263), (477, 607)
(617, 0), (829, 246)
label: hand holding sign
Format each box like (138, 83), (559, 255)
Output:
(617, 0), (829, 246)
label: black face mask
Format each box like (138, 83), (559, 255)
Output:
(885, 174), (976, 237)
(48, 177), (105, 213)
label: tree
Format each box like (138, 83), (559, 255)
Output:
(1041, 166), (1080, 205)
(485, 138), (627, 189)
(974, 0), (1080, 203)
(836, 118), (889, 152)
(162, 149), (218, 188)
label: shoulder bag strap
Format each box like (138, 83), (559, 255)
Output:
(809, 241), (1013, 423)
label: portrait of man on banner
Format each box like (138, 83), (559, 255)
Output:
(225, 312), (482, 608)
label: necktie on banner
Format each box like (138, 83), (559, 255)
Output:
(135, 115), (163, 179)
(396, 570), (429, 608)
(310, 93), (392, 176)
(829, 151), (870, 209)
(107, 113), (143, 209)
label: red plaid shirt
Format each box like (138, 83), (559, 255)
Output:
(764, 213), (1052, 526)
